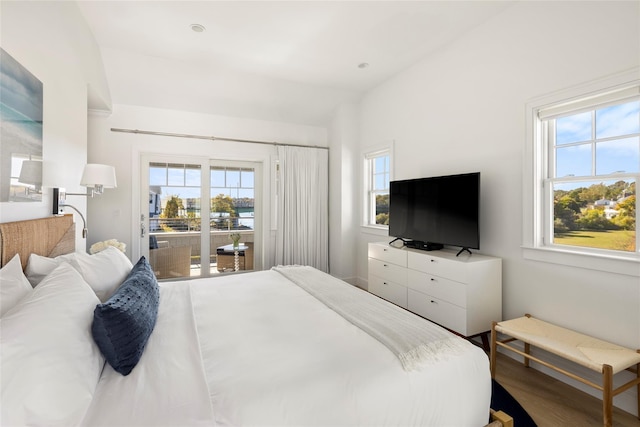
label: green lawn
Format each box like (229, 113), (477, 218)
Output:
(554, 230), (636, 252)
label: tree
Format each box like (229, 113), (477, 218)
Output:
(568, 187), (587, 206)
(554, 195), (580, 231)
(616, 195), (636, 217)
(575, 209), (617, 230)
(211, 194), (235, 216)
(158, 195), (185, 232)
(607, 180), (630, 199)
(627, 181), (636, 196)
(375, 194), (389, 213)
(376, 213), (389, 225)
(612, 195), (636, 230)
(161, 195), (184, 218)
(554, 181), (636, 233)
(373, 194), (389, 225)
(578, 183), (608, 204)
(211, 194), (236, 229)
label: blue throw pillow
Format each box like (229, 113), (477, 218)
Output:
(92, 256), (160, 376)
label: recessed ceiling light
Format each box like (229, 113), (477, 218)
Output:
(358, 62), (369, 69)
(190, 24), (206, 33)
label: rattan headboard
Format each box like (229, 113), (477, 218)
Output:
(0, 215), (75, 270)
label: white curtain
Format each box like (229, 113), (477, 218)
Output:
(275, 145), (328, 272)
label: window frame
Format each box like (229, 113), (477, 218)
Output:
(523, 69), (640, 277)
(363, 147), (392, 232)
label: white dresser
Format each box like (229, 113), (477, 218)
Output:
(367, 242), (502, 337)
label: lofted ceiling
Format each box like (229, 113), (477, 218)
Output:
(77, 1), (514, 126)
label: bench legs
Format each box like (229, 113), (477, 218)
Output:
(491, 322), (640, 427)
(638, 361), (640, 423)
(637, 353), (640, 423)
(602, 360), (640, 427)
(603, 364), (613, 427)
(490, 321), (497, 379)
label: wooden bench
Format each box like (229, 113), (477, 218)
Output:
(488, 409), (513, 427)
(490, 314), (640, 427)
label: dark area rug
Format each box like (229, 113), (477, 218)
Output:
(491, 379), (537, 426)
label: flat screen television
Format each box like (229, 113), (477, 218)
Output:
(388, 172), (480, 254)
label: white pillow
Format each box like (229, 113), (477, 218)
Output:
(73, 246), (133, 301)
(25, 252), (81, 287)
(26, 247), (132, 302)
(0, 254), (32, 317)
(1, 262), (104, 426)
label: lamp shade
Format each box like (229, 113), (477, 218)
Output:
(80, 164), (117, 189)
(18, 160), (42, 186)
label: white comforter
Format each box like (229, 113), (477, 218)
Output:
(82, 269), (490, 426)
(82, 282), (214, 426)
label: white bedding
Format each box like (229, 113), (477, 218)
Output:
(81, 282), (214, 426)
(80, 268), (490, 426)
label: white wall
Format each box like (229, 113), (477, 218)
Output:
(0, 1), (111, 251)
(87, 104), (327, 268)
(356, 1), (640, 415)
(328, 103), (359, 283)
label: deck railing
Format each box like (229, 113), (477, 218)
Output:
(149, 216), (254, 233)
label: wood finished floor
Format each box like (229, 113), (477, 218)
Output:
(494, 352), (640, 426)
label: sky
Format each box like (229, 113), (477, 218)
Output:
(149, 165), (255, 200)
(554, 99), (639, 188)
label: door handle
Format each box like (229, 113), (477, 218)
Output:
(140, 214), (146, 238)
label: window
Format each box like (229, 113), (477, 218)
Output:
(525, 73), (639, 274)
(149, 162), (202, 226)
(210, 166), (255, 230)
(364, 149), (390, 227)
(144, 157), (260, 279)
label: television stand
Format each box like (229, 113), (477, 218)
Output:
(367, 242), (502, 338)
(456, 247), (472, 257)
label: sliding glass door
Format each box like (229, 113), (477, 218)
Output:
(210, 162), (256, 273)
(140, 155), (260, 280)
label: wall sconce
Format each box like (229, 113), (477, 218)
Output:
(70, 163), (117, 197)
(53, 164), (117, 238)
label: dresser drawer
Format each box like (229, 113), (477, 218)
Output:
(407, 269), (466, 308)
(368, 258), (408, 285)
(407, 289), (466, 335)
(407, 251), (465, 283)
(368, 243), (407, 267)
(369, 275), (407, 308)
(368, 242), (502, 338)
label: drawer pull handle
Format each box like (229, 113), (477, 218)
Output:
(383, 282), (388, 285)
(383, 264), (388, 267)
(430, 300), (437, 304)
(430, 259), (435, 263)
(430, 278), (435, 281)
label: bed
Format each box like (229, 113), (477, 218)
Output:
(0, 216), (492, 426)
